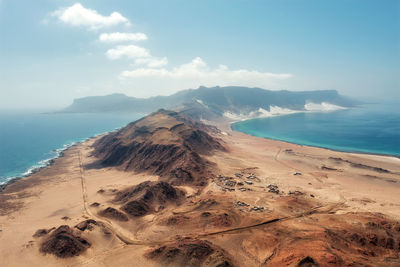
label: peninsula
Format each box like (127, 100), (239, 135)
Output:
(1, 107), (399, 266)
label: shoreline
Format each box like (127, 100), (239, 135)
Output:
(1, 110), (399, 266)
(229, 112), (400, 160)
(231, 125), (400, 160)
(1, 109), (398, 193)
(0, 133), (106, 193)
(0, 145), (74, 193)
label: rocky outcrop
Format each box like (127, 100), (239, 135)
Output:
(114, 181), (185, 217)
(92, 109), (225, 186)
(146, 239), (234, 267)
(39, 225), (90, 258)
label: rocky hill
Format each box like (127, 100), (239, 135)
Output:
(91, 109), (225, 186)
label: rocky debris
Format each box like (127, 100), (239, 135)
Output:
(237, 182), (244, 186)
(166, 215), (191, 225)
(294, 172), (302, 176)
(328, 157), (391, 174)
(75, 219), (97, 231)
(92, 110), (225, 186)
(146, 239), (233, 267)
(289, 190), (304, 196)
(244, 181), (253, 185)
(236, 201), (250, 207)
(115, 181), (185, 217)
(321, 165), (338, 171)
(61, 216), (70, 221)
(90, 202), (100, 207)
(97, 189), (105, 194)
(251, 206), (264, 212)
(39, 225), (90, 258)
(201, 212), (211, 217)
(98, 207), (129, 221)
(267, 184), (280, 194)
(310, 194), (315, 198)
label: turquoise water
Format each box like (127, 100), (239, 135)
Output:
(0, 111), (143, 184)
(232, 104), (400, 157)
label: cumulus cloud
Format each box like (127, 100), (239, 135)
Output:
(134, 57), (168, 68)
(121, 57), (291, 79)
(52, 3), (130, 30)
(99, 32), (148, 42)
(106, 45), (150, 59)
(118, 57), (293, 97)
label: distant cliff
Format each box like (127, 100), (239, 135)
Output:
(60, 86), (358, 116)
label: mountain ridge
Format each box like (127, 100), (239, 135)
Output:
(60, 86), (358, 115)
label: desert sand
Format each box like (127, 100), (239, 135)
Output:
(0, 111), (399, 266)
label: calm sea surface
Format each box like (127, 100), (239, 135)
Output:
(232, 103), (400, 157)
(1, 104), (399, 184)
(0, 111), (143, 184)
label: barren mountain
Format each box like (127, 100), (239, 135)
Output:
(91, 109), (225, 186)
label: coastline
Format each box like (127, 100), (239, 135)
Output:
(2, 108), (398, 194)
(229, 111), (400, 160)
(0, 133), (106, 193)
(1, 111), (399, 266)
(231, 125), (400, 160)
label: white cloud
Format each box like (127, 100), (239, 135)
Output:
(99, 32), (148, 42)
(106, 45), (150, 59)
(52, 3), (130, 30)
(121, 57), (291, 79)
(119, 57), (293, 97)
(134, 57), (168, 68)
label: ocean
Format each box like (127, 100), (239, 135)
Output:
(0, 111), (143, 184)
(1, 103), (399, 185)
(232, 103), (400, 157)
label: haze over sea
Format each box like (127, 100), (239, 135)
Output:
(0, 111), (143, 184)
(232, 103), (400, 157)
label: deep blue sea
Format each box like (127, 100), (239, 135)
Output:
(0, 111), (143, 184)
(232, 103), (400, 157)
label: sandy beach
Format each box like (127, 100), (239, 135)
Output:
(1, 115), (399, 266)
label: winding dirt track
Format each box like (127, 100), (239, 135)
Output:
(77, 152), (345, 247)
(78, 152), (147, 246)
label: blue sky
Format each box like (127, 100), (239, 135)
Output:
(0, 0), (399, 109)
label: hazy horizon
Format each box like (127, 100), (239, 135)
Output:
(1, 0), (399, 109)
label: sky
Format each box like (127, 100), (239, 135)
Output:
(0, 0), (399, 109)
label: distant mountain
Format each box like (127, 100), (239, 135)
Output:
(60, 86), (358, 116)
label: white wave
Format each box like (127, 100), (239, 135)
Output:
(0, 124), (134, 186)
(304, 102), (347, 112)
